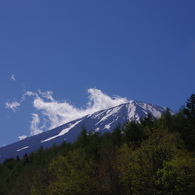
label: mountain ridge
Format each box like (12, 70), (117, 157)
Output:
(0, 100), (169, 163)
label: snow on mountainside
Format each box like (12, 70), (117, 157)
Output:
(0, 101), (168, 163)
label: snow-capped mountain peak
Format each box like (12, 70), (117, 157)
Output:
(0, 100), (168, 163)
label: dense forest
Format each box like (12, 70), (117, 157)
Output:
(0, 94), (195, 195)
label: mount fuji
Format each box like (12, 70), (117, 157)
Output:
(0, 101), (168, 163)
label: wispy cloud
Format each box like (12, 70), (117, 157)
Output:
(11, 75), (16, 81)
(25, 88), (128, 135)
(18, 135), (27, 140)
(5, 101), (20, 112)
(30, 113), (43, 135)
(6, 88), (129, 136)
(86, 88), (128, 112)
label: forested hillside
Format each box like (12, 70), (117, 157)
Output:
(0, 95), (195, 195)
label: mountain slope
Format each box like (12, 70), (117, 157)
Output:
(0, 101), (168, 163)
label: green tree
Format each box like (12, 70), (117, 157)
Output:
(75, 125), (88, 148)
(179, 94), (195, 151)
(155, 151), (195, 195)
(116, 144), (134, 195)
(184, 94), (195, 124)
(97, 140), (121, 195)
(112, 124), (123, 147)
(123, 121), (144, 148)
(48, 149), (96, 195)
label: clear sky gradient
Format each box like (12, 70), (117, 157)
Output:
(0, 0), (195, 146)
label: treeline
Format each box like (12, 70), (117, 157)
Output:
(0, 95), (195, 195)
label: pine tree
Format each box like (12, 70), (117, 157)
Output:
(184, 94), (195, 124)
(182, 94), (195, 151)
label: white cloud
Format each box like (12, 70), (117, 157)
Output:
(86, 88), (128, 112)
(38, 90), (54, 101)
(6, 88), (129, 136)
(11, 75), (16, 81)
(18, 135), (27, 140)
(22, 91), (38, 99)
(30, 113), (43, 136)
(5, 101), (20, 112)
(25, 88), (128, 135)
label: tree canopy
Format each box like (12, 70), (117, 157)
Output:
(0, 94), (194, 195)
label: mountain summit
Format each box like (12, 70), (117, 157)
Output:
(0, 101), (168, 163)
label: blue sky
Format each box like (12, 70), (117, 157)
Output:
(0, 0), (195, 147)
